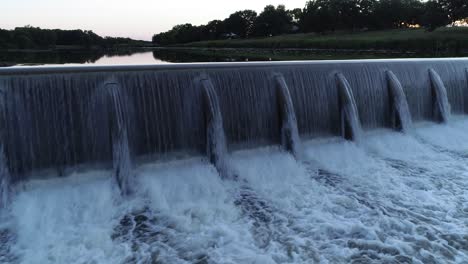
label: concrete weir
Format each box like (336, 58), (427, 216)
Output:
(0, 58), (468, 193)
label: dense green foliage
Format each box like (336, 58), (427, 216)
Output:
(181, 27), (468, 55)
(153, 0), (468, 45)
(0, 26), (149, 50)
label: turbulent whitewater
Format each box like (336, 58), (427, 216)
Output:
(2, 120), (468, 263)
(1, 59), (468, 263)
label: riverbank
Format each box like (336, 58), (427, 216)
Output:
(154, 47), (426, 61)
(179, 28), (468, 55)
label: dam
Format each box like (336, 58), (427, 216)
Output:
(1, 58), (468, 263)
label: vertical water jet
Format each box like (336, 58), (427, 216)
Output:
(102, 81), (134, 195)
(335, 73), (362, 141)
(386, 71), (412, 132)
(199, 76), (230, 179)
(429, 68), (451, 123)
(0, 89), (10, 208)
(274, 74), (301, 157)
(0, 146), (10, 209)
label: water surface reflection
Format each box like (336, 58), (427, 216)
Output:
(1, 47), (465, 67)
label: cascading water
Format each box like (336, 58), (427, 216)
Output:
(0, 146), (10, 209)
(429, 68), (451, 123)
(0, 89), (10, 209)
(335, 73), (362, 141)
(0, 59), (468, 263)
(95, 80), (135, 195)
(274, 73), (301, 157)
(386, 70), (412, 132)
(199, 76), (229, 178)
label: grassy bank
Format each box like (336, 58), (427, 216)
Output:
(158, 47), (424, 61)
(180, 28), (468, 55)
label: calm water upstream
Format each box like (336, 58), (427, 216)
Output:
(1, 48), (463, 67)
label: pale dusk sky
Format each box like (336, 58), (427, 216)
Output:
(1, 0), (306, 40)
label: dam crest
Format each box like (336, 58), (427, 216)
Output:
(0, 59), (467, 195)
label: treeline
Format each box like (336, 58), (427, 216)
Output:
(152, 0), (468, 45)
(0, 26), (149, 50)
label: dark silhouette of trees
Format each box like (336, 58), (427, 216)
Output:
(422, 1), (450, 31)
(252, 5), (293, 36)
(299, 0), (378, 32)
(1, 1), (466, 49)
(439, 0), (468, 23)
(151, 0), (468, 45)
(0, 26), (148, 50)
(373, 0), (424, 29)
(152, 24), (204, 45)
(299, 0), (325, 33)
(289, 8), (303, 23)
(202, 20), (226, 40)
(300, 0), (422, 31)
(224, 10), (258, 38)
(1, 26), (58, 49)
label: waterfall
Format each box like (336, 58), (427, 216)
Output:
(335, 73), (362, 141)
(386, 70), (412, 132)
(429, 68), (451, 123)
(0, 88), (10, 208)
(100, 81), (134, 195)
(0, 59), (467, 181)
(199, 76), (230, 178)
(2, 59), (468, 263)
(274, 74), (301, 157)
(0, 146), (10, 209)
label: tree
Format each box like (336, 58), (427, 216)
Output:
(373, 0), (424, 29)
(401, 0), (425, 26)
(224, 10), (257, 38)
(152, 24), (202, 45)
(151, 0), (465, 45)
(0, 29), (11, 48)
(354, 0), (378, 29)
(422, 0), (450, 31)
(299, 0), (322, 33)
(252, 5), (293, 37)
(299, 0), (356, 33)
(439, 0), (468, 24)
(289, 8), (303, 23)
(0, 27), (144, 49)
(202, 20), (226, 40)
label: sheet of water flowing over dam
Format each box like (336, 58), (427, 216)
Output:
(1, 59), (468, 263)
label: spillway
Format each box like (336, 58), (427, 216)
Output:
(0, 58), (467, 180)
(1, 58), (468, 263)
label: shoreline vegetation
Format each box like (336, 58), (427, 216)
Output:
(178, 28), (468, 55)
(1, 0), (467, 66)
(0, 26), (153, 66)
(0, 26), (152, 51)
(2, 27), (467, 56)
(151, 0), (468, 57)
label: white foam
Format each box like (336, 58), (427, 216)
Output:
(413, 117), (468, 154)
(3, 121), (468, 263)
(4, 159), (274, 264)
(8, 171), (126, 264)
(228, 125), (468, 263)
